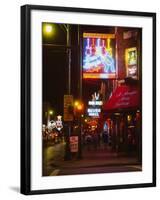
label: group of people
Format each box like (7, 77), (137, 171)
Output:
(82, 130), (110, 151)
(42, 128), (63, 144)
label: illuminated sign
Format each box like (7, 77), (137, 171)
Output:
(88, 101), (103, 106)
(47, 116), (63, 132)
(48, 120), (56, 132)
(125, 47), (138, 79)
(83, 33), (116, 79)
(87, 92), (102, 117)
(88, 111), (100, 117)
(70, 136), (78, 152)
(88, 108), (101, 113)
(88, 92), (103, 106)
(88, 108), (101, 117)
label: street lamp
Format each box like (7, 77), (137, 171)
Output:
(74, 101), (83, 113)
(43, 23), (72, 161)
(47, 109), (54, 126)
(74, 101), (79, 107)
(45, 25), (53, 33)
(43, 23), (54, 38)
(49, 110), (53, 115)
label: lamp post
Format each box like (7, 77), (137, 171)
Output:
(63, 24), (72, 160)
(47, 109), (54, 127)
(42, 23), (73, 160)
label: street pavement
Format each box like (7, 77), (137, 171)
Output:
(58, 165), (141, 175)
(43, 140), (142, 176)
(43, 141), (65, 176)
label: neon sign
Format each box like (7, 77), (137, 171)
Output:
(88, 101), (103, 106)
(47, 116), (63, 132)
(125, 47), (137, 79)
(88, 108), (101, 117)
(89, 92), (103, 106)
(87, 92), (103, 117)
(83, 33), (116, 79)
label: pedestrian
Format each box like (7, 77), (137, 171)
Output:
(103, 130), (108, 147)
(92, 132), (98, 150)
(127, 129), (133, 155)
(85, 134), (92, 151)
(45, 128), (49, 141)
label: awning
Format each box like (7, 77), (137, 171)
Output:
(103, 85), (140, 112)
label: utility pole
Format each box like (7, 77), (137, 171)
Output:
(77, 25), (82, 159)
(64, 24), (72, 160)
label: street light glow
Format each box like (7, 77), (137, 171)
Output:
(43, 23), (54, 37)
(74, 101), (79, 107)
(49, 110), (53, 115)
(77, 104), (83, 111)
(45, 24), (53, 33)
(74, 100), (84, 112)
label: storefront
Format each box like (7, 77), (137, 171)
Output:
(101, 83), (142, 161)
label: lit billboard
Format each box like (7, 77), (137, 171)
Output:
(125, 47), (138, 79)
(83, 33), (116, 79)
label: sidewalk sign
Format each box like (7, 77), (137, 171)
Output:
(70, 136), (78, 152)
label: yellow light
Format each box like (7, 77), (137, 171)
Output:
(57, 115), (62, 120)
(46, 25), (53, 33)
(74, 100), (84, 113)
(43, 23), (54, 37)
(106, 38), (112, 56)
(114, 113), (120, 116)
(49, 110), (53, 115)
(127, 115), (132, 122)
(74, 101), (79, 107)
(107, 38), (111, 49)
(77, 104), (83, 110)
(85, 119), (88, 123)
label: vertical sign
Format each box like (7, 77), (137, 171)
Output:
(125, 47), (137, 79)
(63, 95), (73, 121)
(70, 136), (78, 152)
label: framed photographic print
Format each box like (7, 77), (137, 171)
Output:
(21, 4), (156, 195)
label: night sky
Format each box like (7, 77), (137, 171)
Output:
(42, 23), (79, 116)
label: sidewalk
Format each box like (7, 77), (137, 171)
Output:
(52, 145), (141, 172)
(43, 141), (142, 176)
